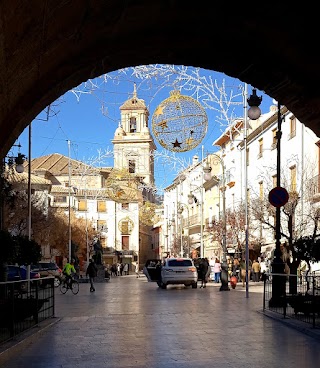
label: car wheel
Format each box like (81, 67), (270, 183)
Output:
(192, 282), (197, 289)
(54, 277), (61, 287)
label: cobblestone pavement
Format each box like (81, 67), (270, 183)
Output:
(1, 275), (320, 368)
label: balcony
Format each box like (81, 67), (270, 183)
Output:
(189, 214), (201, 227)
(308, 174), (320, 203)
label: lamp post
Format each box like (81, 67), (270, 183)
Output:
(269, 101), (286, 306)
(203, 155), (229, 291)
(187, 184), (204, 258)
(67, 139), (72, 262)
(0, 149), (26, 231)
(244, 86), (262, 297)
(177, 202), (190, 258)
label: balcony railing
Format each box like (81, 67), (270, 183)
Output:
(307, 174), (320, 202)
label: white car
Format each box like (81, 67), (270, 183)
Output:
(143, 258), (198, 289)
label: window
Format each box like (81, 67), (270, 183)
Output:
(259, 181), (264, 199)
(97, 220), (107, 232)
(167, 259), (193, 267)
(122, 203), (129, 210)
(119, 218), (134, 234)
(290, 165), (297, 192)
(128, 159), (136, 173)
(130, 117), (137, 132)
(258, 138), (263, 158)
(78, 199), (87, 211)
(97, 200), (106, 212)
(54, 196), (67, 203)
(289, 116), (296, 139)
(272, 129), (277, 149)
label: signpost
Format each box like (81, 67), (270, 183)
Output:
(268, 186), (289, 207)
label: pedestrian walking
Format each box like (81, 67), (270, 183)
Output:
(252, 259), (261, 282)
(135, 262), (140, 278)
(213, 258), (222, 283)
(198, 258), (209, 288)
(240, 258), (252, 287)
(86, 258), (98, 292)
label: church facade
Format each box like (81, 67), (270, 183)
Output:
(26, 85), (159, 270)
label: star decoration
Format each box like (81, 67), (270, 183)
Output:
(186, 137), (194, 145)
(115, 189), (125, 198)
(172, 139), (182, 148)
(157, 120), (168, 130)
(154, 105), (164, 116)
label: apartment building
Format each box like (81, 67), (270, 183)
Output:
(164, 104), (320, 261)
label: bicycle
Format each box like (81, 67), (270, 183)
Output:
(60, 274), (79, 295)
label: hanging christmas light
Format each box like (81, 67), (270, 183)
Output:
(152, 90), (208, 152)
(105, 168), (141, 203)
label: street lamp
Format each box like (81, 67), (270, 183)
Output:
(269, 101), (286, 306)
(203, 155), (229, 291)
(243, 85), (262, 297)
(247, 88), (262, 120)
(188, 183), (204, 258)
(0, 150), (26, 230)
(177, 202), (190, 257)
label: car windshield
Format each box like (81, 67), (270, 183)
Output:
(167, 259), (193, 267)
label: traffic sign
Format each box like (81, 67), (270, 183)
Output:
(268, 186), (289, 207)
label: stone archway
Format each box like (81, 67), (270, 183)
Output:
(1, 2), (319, 157)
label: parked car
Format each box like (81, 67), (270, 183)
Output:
(31, 262), (62, 287)
(6, 265), (41, 292)
(7, 265), (41, 281)
(143, 257), (198, 289)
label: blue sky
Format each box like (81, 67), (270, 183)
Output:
(14, 66), (273, 193)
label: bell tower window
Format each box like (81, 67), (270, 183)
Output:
(130, 117), (137, 132)
(129, 160), (136, 173)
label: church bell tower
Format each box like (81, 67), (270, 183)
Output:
(112, 84), (156, 189)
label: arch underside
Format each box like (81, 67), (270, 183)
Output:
(0, 1), (319, 157)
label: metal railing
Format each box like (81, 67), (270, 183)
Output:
(263, 272), (320, 328)
(0, 277), (55, 345)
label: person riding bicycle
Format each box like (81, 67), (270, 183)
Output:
(62, 259), (76, 288)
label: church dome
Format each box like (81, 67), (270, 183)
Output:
(141, 125), (150, 135)
(114, 125), (126, 137)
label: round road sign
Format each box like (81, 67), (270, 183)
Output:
(268, 186), (289, 207)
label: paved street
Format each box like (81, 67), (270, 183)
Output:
(1, 275), (320, 368)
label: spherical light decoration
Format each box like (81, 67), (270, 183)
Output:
(105, 168), (141, 203)
(152, 90), (208, 152)
(139, 201), (157, 226)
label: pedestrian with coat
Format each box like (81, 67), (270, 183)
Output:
(198, 258), (209, 288)
(213, 258), (222, 283)
(86, 258), (98, 292)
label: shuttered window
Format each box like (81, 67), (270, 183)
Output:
(78, 200), (87, 211)
(97, 200), (106, 212)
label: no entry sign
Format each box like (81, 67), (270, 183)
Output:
(268, 186), (289, 207)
